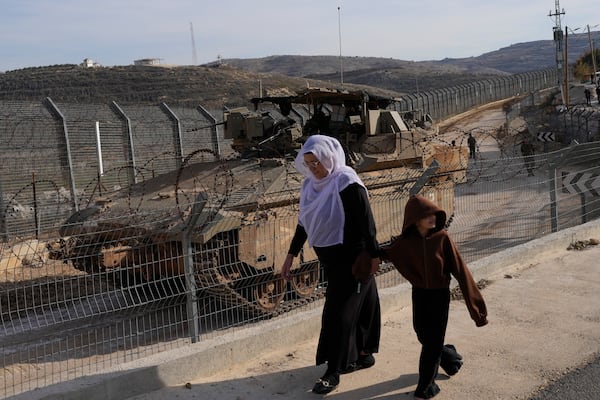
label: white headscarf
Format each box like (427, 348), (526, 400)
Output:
(295, 135), (365, 247)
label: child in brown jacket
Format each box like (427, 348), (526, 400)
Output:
(381, 195), (488, 399)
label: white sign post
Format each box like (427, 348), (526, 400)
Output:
(95, 121), (104, 176)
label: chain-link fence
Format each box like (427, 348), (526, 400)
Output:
(0, 69), (558, 242)
(5, 68), (600, 398)
(3, 142), (600, 399)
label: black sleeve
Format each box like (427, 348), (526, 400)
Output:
(287, 224), (308, 256)
(339, 183), (379, 257)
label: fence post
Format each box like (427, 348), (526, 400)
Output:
(409, 160), (440, 197)
(0, 178), (8, 242)
(197, 105), (221, 157)
(45, 97), (79, 212)
(580, 193), (588, 224)
(111, 101), (138, 184)
(31, 172), (40, 239)
(161, 103), (184, 169)
(550, 161), (560, 232)
(183, 191), (208, 343)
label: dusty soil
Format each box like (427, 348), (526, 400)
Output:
(0, 238), (114, 323)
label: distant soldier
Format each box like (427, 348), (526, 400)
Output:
(467, 133), (476, 159)
(584, 88), (591, 105)
(596, 86), (600, 104)
(521, 138), (535, 176)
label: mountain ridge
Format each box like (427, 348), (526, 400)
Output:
(223, 32), (600, 76)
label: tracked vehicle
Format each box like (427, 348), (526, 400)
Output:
(224, 87), (439, 171)
(50, 87), (467, 316)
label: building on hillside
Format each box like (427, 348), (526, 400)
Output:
(81, 58), (101, 68)
(134, 58), (162, 66)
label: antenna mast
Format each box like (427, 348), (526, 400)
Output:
(190, 22), (198, 65)
(548, 1), (565, 103)
(338, 6), (344, 88)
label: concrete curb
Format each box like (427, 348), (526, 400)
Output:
(18, 219), (600, 400)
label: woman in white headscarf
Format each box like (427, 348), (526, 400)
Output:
(281, 135), (381, 394)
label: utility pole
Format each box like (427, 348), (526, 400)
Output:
(338, 6), (344, 88)
(587, 25), (597, 84)
(549, 0), (565, 105)
(564, 27), (570, 107)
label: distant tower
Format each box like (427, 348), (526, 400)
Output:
(190, 22), (198, 65)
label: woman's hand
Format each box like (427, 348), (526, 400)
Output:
(371, 257), (381, 274)
(281, 253), (294, 281)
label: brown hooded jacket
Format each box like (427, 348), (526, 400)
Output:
(381, 195), (488, 327)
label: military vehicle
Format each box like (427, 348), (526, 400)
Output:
(224, 87), (439, 172)
(49, 87), (466, 317)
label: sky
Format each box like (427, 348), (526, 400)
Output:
(1, 0), (597, 72)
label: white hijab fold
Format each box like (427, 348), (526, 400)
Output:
(295, 135), (365, 247)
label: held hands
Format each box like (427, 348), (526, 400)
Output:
(281, 253), (294, 281)
(352, 252), (380, 283)
(283, 254), (381, 282)
(371, 257), (381, 274)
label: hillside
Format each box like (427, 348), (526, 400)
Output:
(224, 32), (600, 91)
(222, 55), (511, 94)
(225, 32), (600, 75)
(0, 63), (403, 109)
(0, 61), (516, 108)
(0, 32), (597, 107)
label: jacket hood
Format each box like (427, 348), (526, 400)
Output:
(402, 195), (447, 235)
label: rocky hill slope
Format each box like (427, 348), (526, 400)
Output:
(225, 32), (600, 75)
(0, 32), (597, 108)
(224, 32), (600, 91)
(0, 63), (403, 109)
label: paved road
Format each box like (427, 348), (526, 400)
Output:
(528, 354), (600, 400)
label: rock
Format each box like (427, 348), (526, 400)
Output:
(2, 239), (50, 269)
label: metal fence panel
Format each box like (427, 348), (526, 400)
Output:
(3, 145), (600, 397)
(4, 68), (600, 399)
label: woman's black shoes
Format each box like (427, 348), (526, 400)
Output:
(312, 372), (340, 394)
(415, 382), (440, 399)
(341, 353), (375, 374)
(312, 354), (374, 394)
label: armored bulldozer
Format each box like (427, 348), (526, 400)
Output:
(49, 88), (467, 317)
(224, 87), (440, 172)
